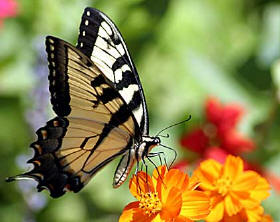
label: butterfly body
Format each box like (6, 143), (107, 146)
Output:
(7, 7), (161, 198)
(113, 136), (160, 188)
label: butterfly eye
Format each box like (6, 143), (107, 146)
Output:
(154, 137), (161, 145)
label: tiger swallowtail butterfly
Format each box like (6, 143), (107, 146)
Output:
(7, 7), (162, 198)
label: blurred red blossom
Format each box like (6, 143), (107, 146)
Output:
(180, 97), (255, 156)
(0, 0), (18, 27)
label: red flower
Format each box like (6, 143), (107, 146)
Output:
(0, 0), (18, 27)
(180, 97), (255, 155)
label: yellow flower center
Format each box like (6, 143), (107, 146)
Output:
(139, 192), (162, 216)
(216, 176), (233, 196)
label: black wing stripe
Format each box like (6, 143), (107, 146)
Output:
(47, 38), (71, 116)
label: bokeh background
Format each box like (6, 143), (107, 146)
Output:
(1, 0), (280, 221)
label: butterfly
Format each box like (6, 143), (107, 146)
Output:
(7, 7), (163, 198)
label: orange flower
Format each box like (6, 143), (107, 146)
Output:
(193, 155), (271, 222)
(119, 166), (210, 222)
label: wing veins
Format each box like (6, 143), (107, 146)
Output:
(61, 150), (89, 170)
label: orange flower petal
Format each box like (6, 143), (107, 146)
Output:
(150, 214), (162, 222)
(193, 159), (222, 190)
(160, 169), (189, 205)
(129, 171), (155, 199)
(180, 190), (210, 220)
(223, 212), (245, 222)
(261, 214), (273, 222)
(206, 198), (224, 221)
(250, 176), (270, 201)
(160, 187), (182, 219)
(152, 165), (167, 198)
(239, 197), (259, 209)
(188, 174), (200, 190)
(233, 170), (259, 192)
(194, 159), (222, 191)
(173, 215), (193, 222)
(163, 169), (189, 192)
(223, 155), (243, 181)
(245, 205), (264, 222)
(224, 194), (242, 216)
(119, 201), (155, 222)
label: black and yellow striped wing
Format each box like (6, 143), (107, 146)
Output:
(77, 7), (149, 135)
(8, 36), (141, 198)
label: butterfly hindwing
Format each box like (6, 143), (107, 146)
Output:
(9, 36), (140, 198)
(77, 7), (149, 135)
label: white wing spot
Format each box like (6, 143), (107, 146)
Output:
(116, 44), (125, 56)
(95, 37), (120, 58)
(133, 103), (143, 126)
(101, 21), (112, 36)
(50, 45), (55, 51)
(119, 84), (139, 104)
(115, 69), (122, 83)
(49, 39), (54, 44)
(85, 20), (89, 26)
(91, 56), (115, 82)
(86, 11), (90, 16)
(80, 42), (84, 48)
(50, 53), (54, 59)
(82, 31), (86, 36)
(98, 27), (109, 39)
(92, 46), (116, 68)
(115, 64), (131, 83)
(95, 37), (108, 50)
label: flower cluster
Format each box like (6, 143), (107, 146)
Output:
(193, 155), (271, 222)
(120, 155), (271, 222)
(180, 97), (255, 161)
(119, 165), (210, 222)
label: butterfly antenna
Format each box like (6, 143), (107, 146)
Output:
(155, 115), (191, 137)
(158, 133), (169, 138)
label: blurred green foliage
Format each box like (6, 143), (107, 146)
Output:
(1, 0), (280, 221)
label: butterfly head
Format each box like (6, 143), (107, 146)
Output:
(138, 136), (161, 160)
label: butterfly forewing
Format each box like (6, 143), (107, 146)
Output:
(8, 37), (140, 198)
(77, 7), (149, 135)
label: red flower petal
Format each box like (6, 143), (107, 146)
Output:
(180, 128), (209, 153)
(206, 97), (244, 136)
(203, 146), (228, 163)
(218, 104), (243, 134)
(205, 97), (223, 125)
(221, 131), (255, 154)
